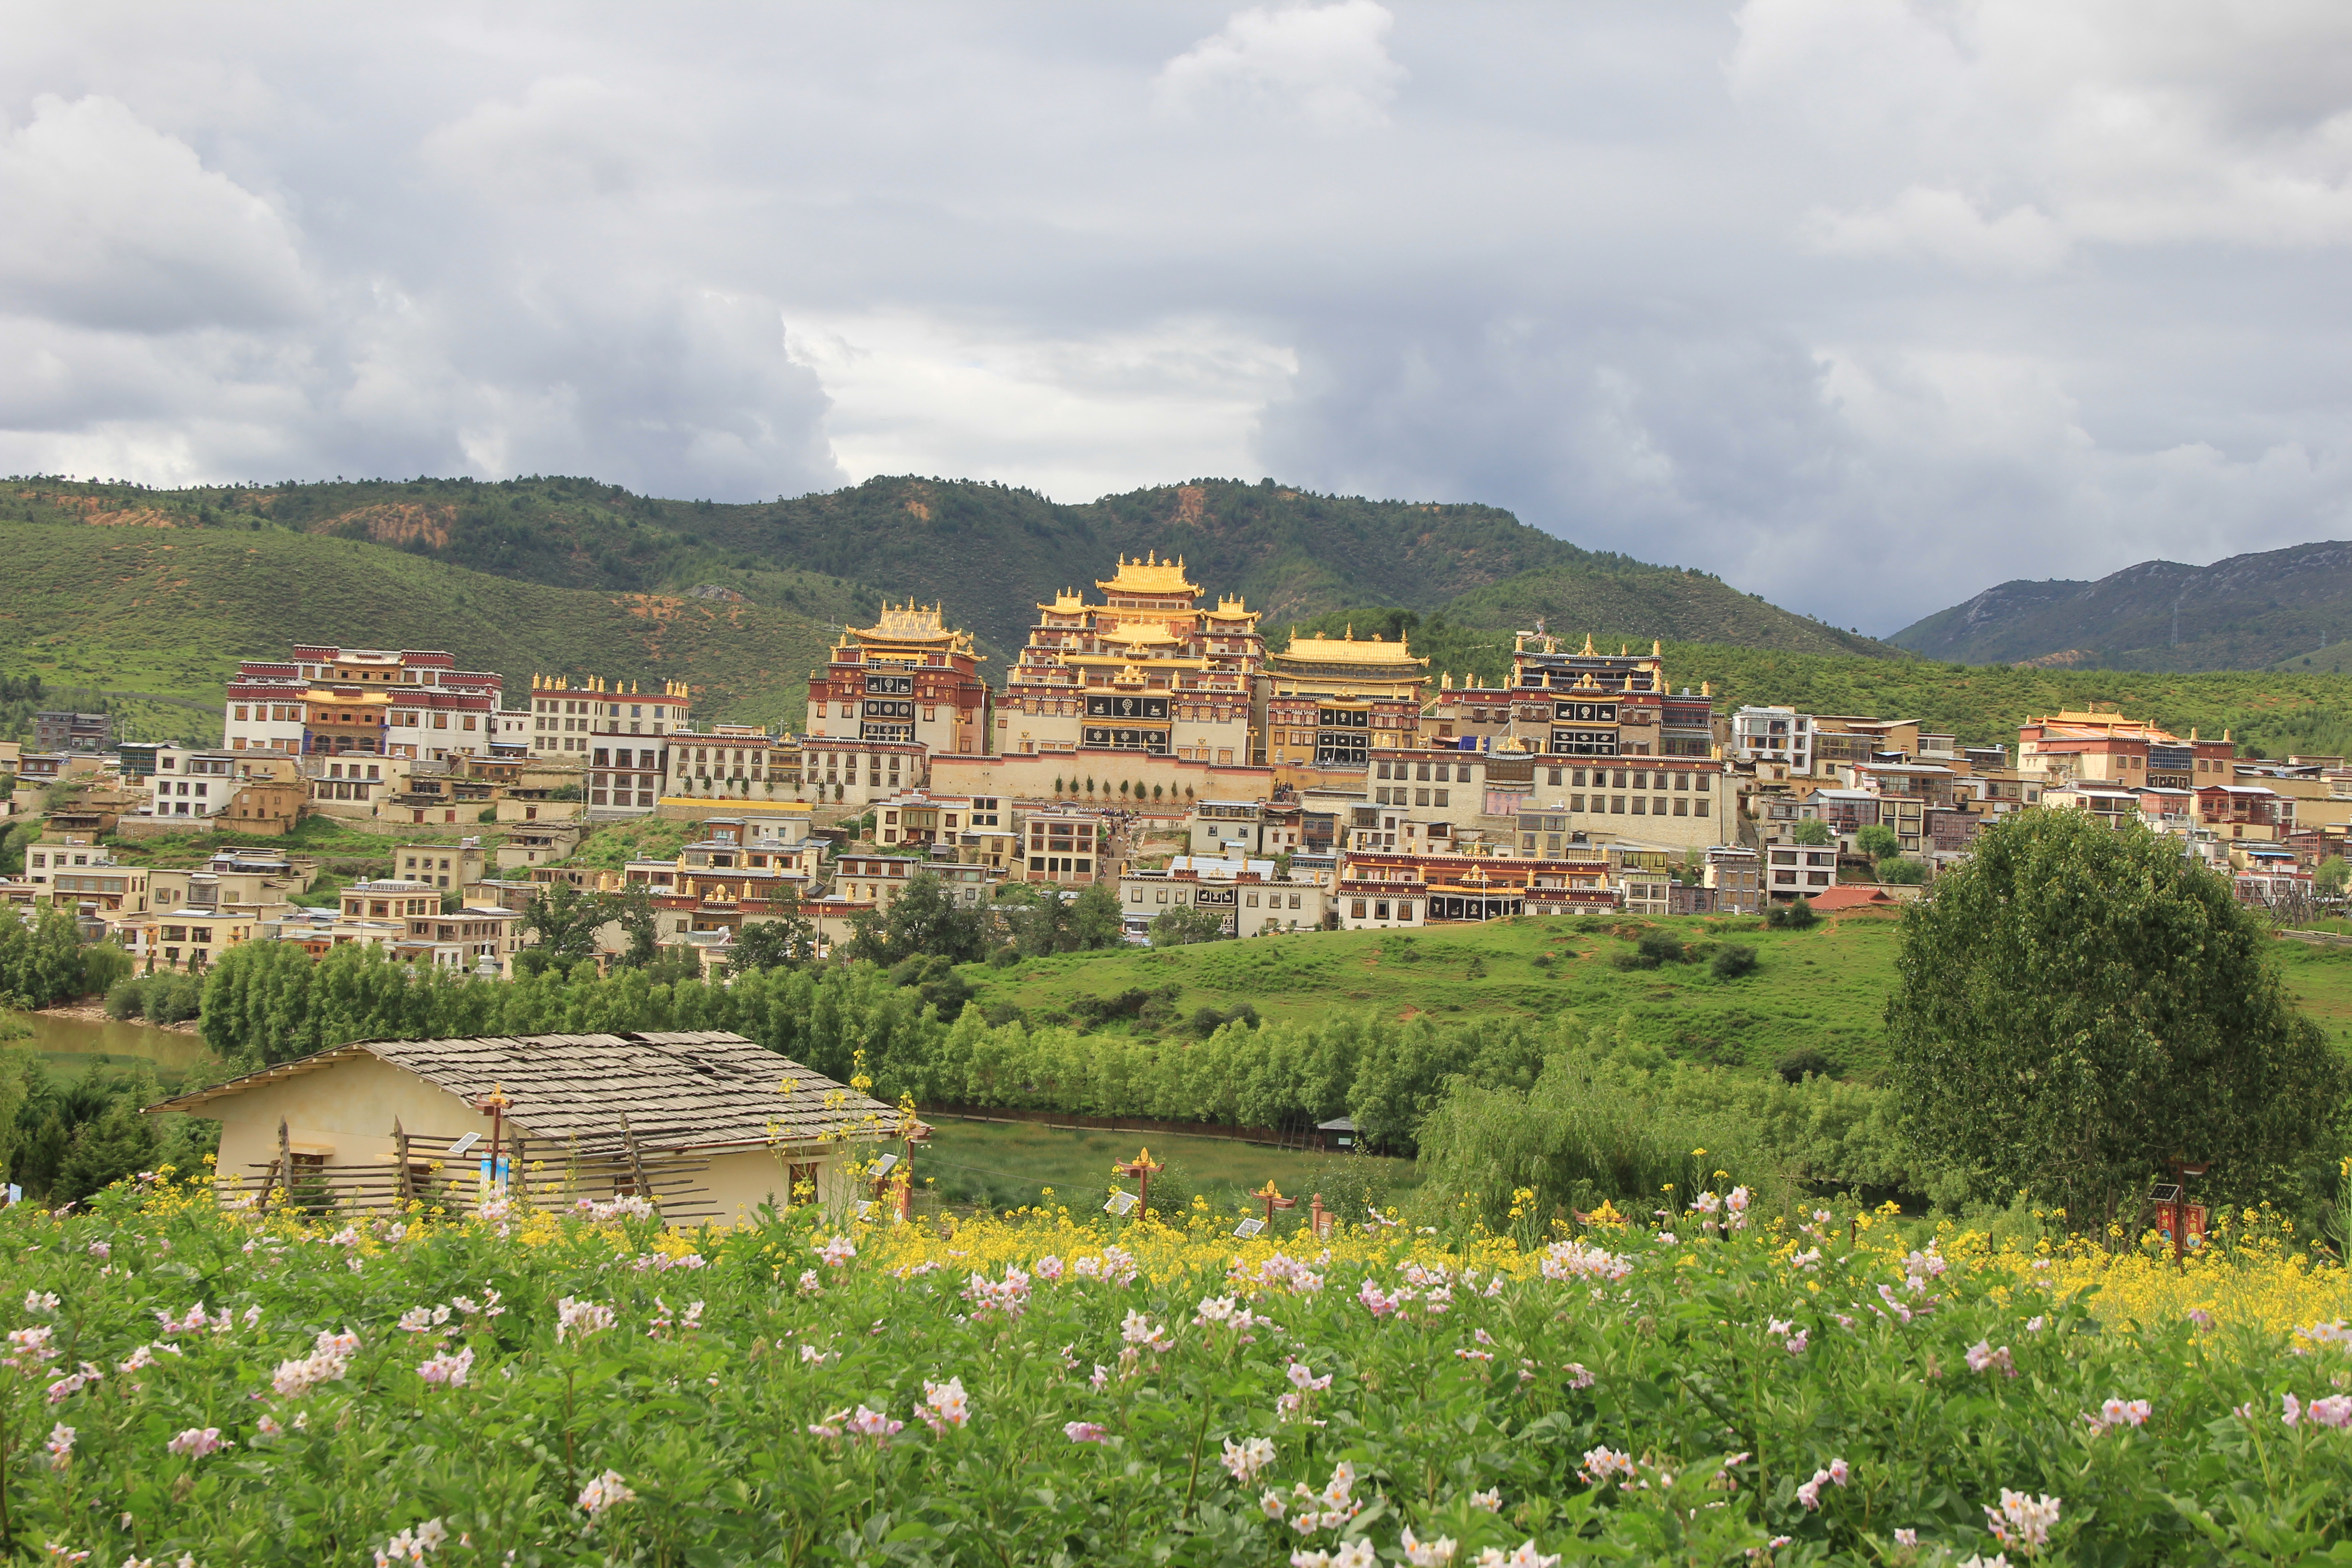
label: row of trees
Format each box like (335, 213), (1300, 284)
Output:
(189, 933), (1909, 1171)
(0, 907), (130, 1009)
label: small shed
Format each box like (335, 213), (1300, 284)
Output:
(147, 1030), (915, 1225)
(1317, 1116), (1359, 1152)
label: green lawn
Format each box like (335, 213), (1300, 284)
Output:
(962, 912), (1910, 1075)
(913, 1114), (1419, 1220)
(958, 912), (2352, 1080)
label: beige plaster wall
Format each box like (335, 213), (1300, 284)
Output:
(210, 1055), (491, 1191)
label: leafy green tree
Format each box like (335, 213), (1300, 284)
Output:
(1888, 810), (2348, 1220)
(1857, 824), (1901, 860)
(2317, 857), (2350, 897)
(728, 912), (816, 975)
(1789, 819), (1833, 847)
(519, 882), (612, 970)
(1876, 857), (1928, 886)
(1067, 882), (1125, 950)
(1149, 904), (1228, 948)
(848, 871), (985, 966)
(609, 882), (661, 969)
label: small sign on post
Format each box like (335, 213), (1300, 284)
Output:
(1232, 1216), (1266, 1239)
(1104, 1189), (1140, 1217)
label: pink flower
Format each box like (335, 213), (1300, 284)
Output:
(418, 1347), (474, 1387)
(1965, 1342), (2014, 1377)
(165, 1427), (228, 1458)
(554, 1298), (615, 1343)
(1578, 1447), (1636, 1485)
(916, 1377), (970, 1433)
(1064, 1421), (1109, 1443)
(2308, 1394), (2352, 1430)
(1222, 1436), (1277, 1481)
(2082, 1397), (2149, 1435)
(818, 1235), (857, 1267)
(45, 1424), (74, 1463)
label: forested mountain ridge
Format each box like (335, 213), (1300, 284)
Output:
(1891, 540), (2352, 671)
(2, 474), (1899, 667)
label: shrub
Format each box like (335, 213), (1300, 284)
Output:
(985, 944), (1020, 969)
(1766, 899), (1818, 930)
(1636, 930), (1687, 966)
(1776, 1046), (1838, 1083)
(1710, 944), (1759, 980)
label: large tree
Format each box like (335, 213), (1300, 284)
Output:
(1888, 809), (2347, 1222)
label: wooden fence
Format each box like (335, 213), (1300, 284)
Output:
(227, 1117), (725, 1225)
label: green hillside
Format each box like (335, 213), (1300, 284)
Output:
(953, 914), (2352, 1080)
(0, 518), (834, 735)
(3, 474), (1897, 669)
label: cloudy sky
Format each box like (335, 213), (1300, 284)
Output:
(5, 2), (2352, 632)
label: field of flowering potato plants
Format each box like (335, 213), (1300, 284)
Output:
(4, 1175), (2352, 1568)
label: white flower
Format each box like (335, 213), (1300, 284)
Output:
(44, 1424), (74, 1463)
(418, 1347), (474, 1387)
(1469, 1488), (1501, 1512)
(577, 1470), (636, 1517)
(555, 1298), (615, 1343)
(1221, 1436), (1278, 1482)
(1402, 1527), (1457, 1565)
(818, 1235), (858, 1267)
(24, 1291), (59, 1313)
(1984, 1490), (2059, 1553)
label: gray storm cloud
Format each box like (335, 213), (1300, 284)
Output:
(3, 0), (2351, 630)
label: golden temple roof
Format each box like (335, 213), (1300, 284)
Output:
(1102, 619), (1185, 647)
(1280, 632), (1425, 667)
(1098, 551), (1199, 597)
(848, 601), (975, 654)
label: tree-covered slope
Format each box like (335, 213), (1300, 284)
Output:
(5, 474), (1901, 669)
(0, 518), (833, 734)
(1891, 540), (2352, 671)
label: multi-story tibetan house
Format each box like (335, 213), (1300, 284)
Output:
(1259, 629), (1429, 774)
(1000, 555), (1264, 765)
(224, 646), (503, 760)
(807, 602), (991, 759)
(1503, 634), (1719, 761)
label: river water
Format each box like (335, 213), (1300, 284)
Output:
(18, 1012), (216, 1083)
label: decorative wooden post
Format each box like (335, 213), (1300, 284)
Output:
(1113, 1148), (1163, 1213)
(511, 1134), (530, 1204)
(1253, 1179), (1298, 1230)
(1309, 1192), (1330, 1239)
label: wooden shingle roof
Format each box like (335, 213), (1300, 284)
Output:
(148, 1030), (911, 1155)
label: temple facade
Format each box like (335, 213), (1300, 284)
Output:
(999, 555), (1264, 765)
(1258, 630), (1430, 771)
(807, 603), (991, 758)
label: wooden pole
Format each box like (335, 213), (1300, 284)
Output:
(619, 1114), (656, 1213)
(392, 1118), (412, 1206)
(274, 1117), (293, 1212)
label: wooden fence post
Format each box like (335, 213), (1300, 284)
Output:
(393, 1119), (412, 1207)
(619, 1114), (657, 1214)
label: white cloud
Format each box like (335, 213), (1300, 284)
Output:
(785, 311), (1296, 501)
(5, 3), (2352, 633)
(1157, 1), (1405, 131)
(0, 95), (311, 332)
(1805, 187), (2073, 276)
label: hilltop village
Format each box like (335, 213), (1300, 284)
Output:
(1, 552), (2331, 975)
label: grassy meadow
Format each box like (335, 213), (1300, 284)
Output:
(959, 910), (2352, 1077)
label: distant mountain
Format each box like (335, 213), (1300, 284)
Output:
(1891, 541), (2352, 671)
(2, 474), (1893, 680)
